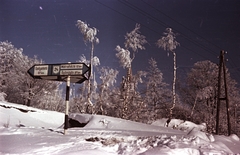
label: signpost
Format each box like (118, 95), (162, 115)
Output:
(28, 63), (90, 84)
(28, 62), (90, 134)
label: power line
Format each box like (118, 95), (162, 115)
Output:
(95, 0), (159, 35)
(119, 0), (218, 57)
(95, 0), (240, 83)
(140, 0), (240, 79)
(95, 0), (211, 60)
(140, 0), (223, 51)
(122, 0), (240, 80)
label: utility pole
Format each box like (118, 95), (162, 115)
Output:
(216, 50), (231, 135)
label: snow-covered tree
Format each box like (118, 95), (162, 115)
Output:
(0, 41), (19, 88)
(116, 24), (147, 69)
(181, 60), (240, 134)
(95, 67), (119, 115)
(115, 24), (147, 119)
(115, 46), (131, 69)
(76, 54), (100, 113)
(76, 20), (99, 108)
(36, 88), (65, 112)
(0, 92), (6, 101)
(156, 28), (180, 119)
(181, 60), (219, 132)
(127, 71), (147, 122)
(144, 58), (172, 121)
(124, 24), (147, 59)
(0, 41), (60, 107)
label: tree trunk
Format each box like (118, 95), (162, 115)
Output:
(27, 98), (31, 107)
(190, 95), (198, 119)
(170, 51), (176, 118)
(122, 67), (132, 119)
(87, 42), (94, 112)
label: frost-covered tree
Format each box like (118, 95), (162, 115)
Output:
(156, 28), (180, 119)
(0, 41), (19, 89)
(79, 54), (100, 94)
(181, 60), (219, 132)
(117, 70), (147, 122)
(95, 67), (118, 115)
(115, 46), (131, 69)
(116, 24), (147, 68)
(144, 58), (172, 121)
(0, 41), (30, 103)
(0, 92), (6, 101)
(0, 41), (60, 107)
(71, 54), (100, 114)
(76, 20), (99, 107)
(181, 60), (240, 134)
(124, 24), (147, 59)
(115, 24), (147, 119)
(36, 88), (65, 112)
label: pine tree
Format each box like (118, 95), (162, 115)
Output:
(145, 58), (172, 122)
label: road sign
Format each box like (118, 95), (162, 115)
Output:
(28, 63), (90, 84)
(28, 62), (90, 134)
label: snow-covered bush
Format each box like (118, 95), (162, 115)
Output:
(0, 41), (60, 108)
(0, 92), (6, 101)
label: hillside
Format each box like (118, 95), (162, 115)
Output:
(0, 101), (240, 155)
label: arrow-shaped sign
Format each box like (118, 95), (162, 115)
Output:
(28, 63), (90, 84)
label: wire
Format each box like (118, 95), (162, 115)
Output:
(119, 0), (218, 57)
(140, 0), (240, 79)
(95, 0), (211, 60)
(121, 0), (240, 81)
(140, 0), (223, 51)
(95, 0), (240, 83)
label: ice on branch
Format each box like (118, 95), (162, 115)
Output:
(92, 56), (100, 67)
(156, 28), (179, 52)
(76, 20), (99, 44)
(115, 45), (131, 69)
(78, 54), (100, 67)
(78, 54), (90, 65)
(124, 24), (147, 52)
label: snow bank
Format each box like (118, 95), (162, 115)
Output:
(152, 118), (206, 132)
(0, 101), (64, 128)
(70, 113), (184, 136)
(139, 147), (200, 155)
(1, 101), (240, 155)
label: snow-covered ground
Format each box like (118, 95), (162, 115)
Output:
(0, 101), (239, 155)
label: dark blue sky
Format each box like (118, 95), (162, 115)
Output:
(1, 0), (240, 86)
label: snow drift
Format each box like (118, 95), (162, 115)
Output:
(0, 101), (240, 155)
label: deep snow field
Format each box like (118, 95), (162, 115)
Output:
(0, 101), (240, 155)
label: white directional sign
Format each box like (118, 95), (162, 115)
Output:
(33, 65), (49, 76)
(28, 63), (90, 84)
